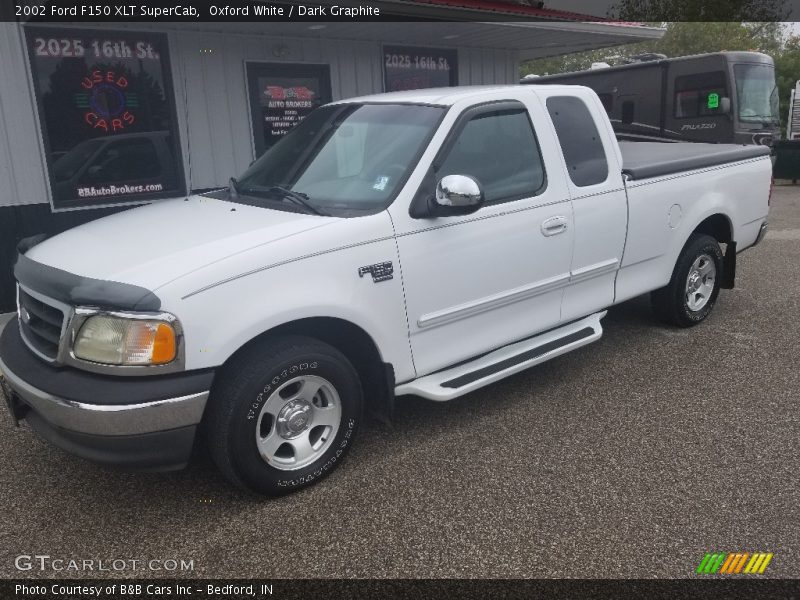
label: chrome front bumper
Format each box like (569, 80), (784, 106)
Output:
(0, 306), (215, 470)
(0, 353), (208, 437)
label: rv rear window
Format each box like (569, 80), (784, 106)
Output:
(674, 71), (727, 118)
(621, 101), (635, 124)
(545, 96), (609, 187)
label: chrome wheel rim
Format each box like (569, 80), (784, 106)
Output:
(255, 375), (341, 471)
(685, 254), (716, 312)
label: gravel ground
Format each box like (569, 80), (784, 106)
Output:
(0, 185), (798, 580)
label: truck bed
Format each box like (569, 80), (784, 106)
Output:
(620, 141), (771, 181)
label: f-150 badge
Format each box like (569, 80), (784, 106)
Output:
(358, 261), (393, 283)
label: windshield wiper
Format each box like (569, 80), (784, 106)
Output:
(265, 185), (327, 216)
(233, 183), (328, 216)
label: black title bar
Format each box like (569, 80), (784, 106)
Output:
(3, 0), (800, 22)
(4, 579), (800, 600)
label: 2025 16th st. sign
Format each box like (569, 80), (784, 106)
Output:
(383, 45), (457, 92)
(25, 28), (185, 209)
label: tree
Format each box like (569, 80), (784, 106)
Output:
(609, 0), (789, 21)
(524, 22), (783, 76)
(773, 35), (800, 133)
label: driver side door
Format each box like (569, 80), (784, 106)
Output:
(390, 98), (575, 377)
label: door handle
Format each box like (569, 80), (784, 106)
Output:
(541, 216), (568, 237)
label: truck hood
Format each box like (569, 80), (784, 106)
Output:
(24, 196), (335, 291)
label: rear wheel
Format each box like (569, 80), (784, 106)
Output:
(207, 336), (362, 496)
(651, 234), (723, 327)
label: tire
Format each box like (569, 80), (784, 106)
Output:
(651, 234), (723, 328)
(206, 335), (362, 496)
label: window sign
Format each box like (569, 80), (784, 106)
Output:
(246, 62), (332, 158)
(383, 45), (458, 92)
(25, 28), (185, 208)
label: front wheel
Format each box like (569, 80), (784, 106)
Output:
(651, 234), (723, 327)
(206, 336), (362, 496)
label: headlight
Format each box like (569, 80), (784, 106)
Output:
(73, 315), (178, 366)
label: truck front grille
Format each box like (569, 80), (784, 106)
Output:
(18, 288), (65, 361)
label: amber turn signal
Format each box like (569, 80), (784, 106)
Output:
(151, 322), (177, 364)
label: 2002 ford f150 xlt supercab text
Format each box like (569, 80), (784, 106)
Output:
(0, 85), (771, 495)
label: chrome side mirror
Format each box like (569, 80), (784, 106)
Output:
(435, 175), (484, 209)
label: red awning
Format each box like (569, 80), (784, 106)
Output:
(408, 0), (608, 20)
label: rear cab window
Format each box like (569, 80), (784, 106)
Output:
(546, 96), (609, 187)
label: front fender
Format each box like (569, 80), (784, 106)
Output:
(157, 220), (415, 383)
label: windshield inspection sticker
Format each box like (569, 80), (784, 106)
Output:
(373, 176), (390, 191)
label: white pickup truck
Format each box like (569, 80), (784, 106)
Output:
(0, 85), (771, 496)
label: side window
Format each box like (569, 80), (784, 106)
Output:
(546, 96), (609, 187)
(436, 108), (545, 204)
(674, 71), (727, 118)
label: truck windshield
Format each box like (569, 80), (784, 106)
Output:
(233, 103), (444, 216)
(734, 63), (779, 124)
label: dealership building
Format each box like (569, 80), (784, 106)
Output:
(0, 3), (663, 310)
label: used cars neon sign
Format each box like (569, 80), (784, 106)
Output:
(77, 70), (137, 133)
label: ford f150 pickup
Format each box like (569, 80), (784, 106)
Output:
(0, 85), (771, 495)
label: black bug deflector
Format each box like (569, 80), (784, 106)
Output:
(14, 252), (161, 312)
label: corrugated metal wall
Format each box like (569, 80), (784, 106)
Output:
(173, 30), (518, 191)
(0, 23), (519, 207)
(172, 33), (382, 190)
(0, 24), (52, 208)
